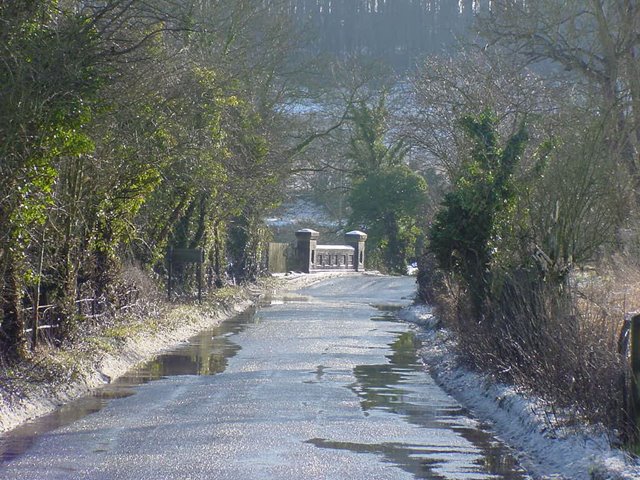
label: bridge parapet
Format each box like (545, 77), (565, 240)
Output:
(295, 229), (367, 273)
(345, 230), (367, 272)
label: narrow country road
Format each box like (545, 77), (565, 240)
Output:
(0, 275), (528, 479)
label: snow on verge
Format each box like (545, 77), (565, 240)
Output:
(265, 198), (340, 228)
(399, 305), (640, 480)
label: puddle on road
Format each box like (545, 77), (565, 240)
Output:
(0, 308), (258, 464)
(259, 293), (312, 307)
(2, 294), (528, 479)
(371, 303), (405, 312)
(311, 313), (528, 479)
(125, 307), (257, 379)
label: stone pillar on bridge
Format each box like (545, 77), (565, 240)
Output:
(295, 228), (320, 273)
(345, 231), (367, 272)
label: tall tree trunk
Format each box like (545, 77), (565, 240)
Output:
(56, 155), (82, 341)
(56, 240), (78, 342)
(213, 220), (224, 288)
(188, 193), (209, 249)
(152, 194), (190, 248)
(1, 248), (27, 360)
(92, 222), (117, 319)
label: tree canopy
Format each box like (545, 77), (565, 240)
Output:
(0, 0), (304, 359)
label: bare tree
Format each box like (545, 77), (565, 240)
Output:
(403, 50), (564, 178)
(478, 0), (640, 194)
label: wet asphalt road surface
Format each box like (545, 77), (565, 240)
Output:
(0, 274), (529, 479)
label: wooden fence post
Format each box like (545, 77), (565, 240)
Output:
(631, 313), (640, 440)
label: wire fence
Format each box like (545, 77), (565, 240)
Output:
(23, 286), (141, 347)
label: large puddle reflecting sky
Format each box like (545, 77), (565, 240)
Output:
(1, 289), (529, 479)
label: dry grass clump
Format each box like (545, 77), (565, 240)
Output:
(426, 255), (640, 441)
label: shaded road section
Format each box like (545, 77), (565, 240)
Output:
(0, 274), (528, 479)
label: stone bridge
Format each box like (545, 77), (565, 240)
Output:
(267, 229), (367, 274)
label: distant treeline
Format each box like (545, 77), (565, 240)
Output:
(279, 0), (486, 67)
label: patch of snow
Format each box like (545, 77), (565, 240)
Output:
(406, 261), (418, 276)
(265, 198), (340, 228)
(316, 244), (354, 251)
(400, 305), (640, 480)
(280, 99), (323, 115)
(398, 304), (439, 329)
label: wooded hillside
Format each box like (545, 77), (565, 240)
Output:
(282, 0), (479, 68)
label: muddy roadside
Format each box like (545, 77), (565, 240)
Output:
(0, 271), (366, 435)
